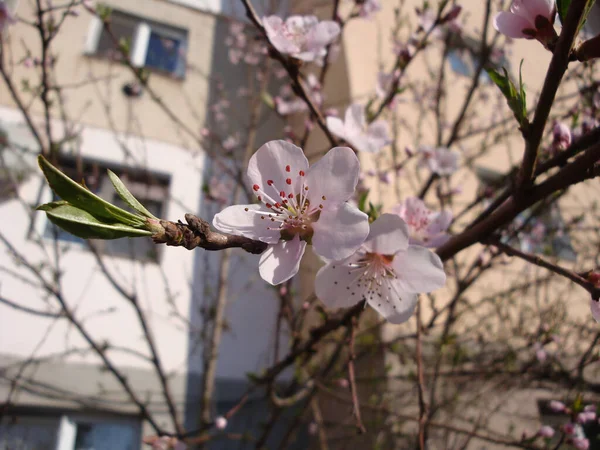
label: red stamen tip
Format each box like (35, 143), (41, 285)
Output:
(286, 178), (292, 185)
(253, 184), (260, 191)
(285, 165), (291, 172)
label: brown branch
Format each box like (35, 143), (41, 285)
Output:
(152, 214), (268, 254)
(515, 0), (588, 191)
(415, 301), (428, 449)
(489, 239), (600, 299)
(347, 317), (366, 434)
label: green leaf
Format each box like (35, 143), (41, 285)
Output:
(38, 155), (146, 228)
(107, 170), (158, 219)
(578, 0), (596, 33)
(261, 92), (275, 110)
(556, 0), (570, 25)
(45, 204), (152, 240)
(357, 189), (370, 214)
(486, 66), (529, 130)
(36, 200), (69, 211)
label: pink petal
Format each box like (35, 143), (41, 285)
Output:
(212, 204), (281, 244)
(326, 116), (347, 141)
(365, 120), (391, 152)
(520, 0), (554, 21)
(247, 140), (309, 201)
(312, 203), (369, 261)
(305, 146), (360, 204)
(493, 11), (533, 38)
(591, 299), (600, 323)
(263, 16), (301, 54)
(363, 214), (410, 254)
(368, 286), (417, 324)
(426, 210), (452, 236)
(345, 104), (366, 135)
(315, 257), (367, 309)
(391, 245), (446, 293)
(307, 20), (341, 51)
(258, 235), (306, 285)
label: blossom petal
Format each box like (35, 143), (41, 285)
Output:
(326, 116), (347, 141)
(391, 245), (446, 293)
(368, 284), (418, 324)
(305, 146), (360, 204)
(426, 210), (453, 236)
(366, 120), (391, 152)
(258, 235), (306, 285)
(247, 140), (309, 202)
(315, 257), (366, 309)
(307, 20), (341, 50)
(212, 204), (281, 244)
(312, 203), (369, 260)
(363, 214), (409, 254)
(520, 0), (554, 22)
(263, 16), (301, 54)
(493, 12), (533, 38)
(345, 104), (366, 135)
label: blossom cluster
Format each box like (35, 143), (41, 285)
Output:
(213, 140), (447, 324)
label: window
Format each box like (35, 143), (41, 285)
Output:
(476, 167), (577, 261)
(44, 156), (170, 263)
(85, 8), (188, 78)
(0, 413), (140, 450)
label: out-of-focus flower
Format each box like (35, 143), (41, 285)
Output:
(493, 0), (556, 45)
(215, 416), (227, 430)
(577, 410), (596, 423)
(549, 400), (566, 413)
(534, 342), (547, 363)
(315, 214), (446, 323)
(276, 74), (322, 116)
(143, 436), (186, 450)
(572, 437), (590, 450)
(563, 422), (576, 434)
(358, 0), (381, 19)
(326, 104), (391, 153)
(0, 1), (17, 32)
(418, 146), (460, 176)
(213, 140), (369, 285)
(552, 121), (572, 150)
(376, 70), (399, 99)
(537, 425), (554, 438)
(391, 197), (452, 248)
(263, 15), (340, 62)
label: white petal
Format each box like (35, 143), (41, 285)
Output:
(212, 204), (281, 244)
(591, 299), (600, 323)
(312, 203), (369, 261)
(263, 16), (300, 54)
(344, 104), (366, 135)
(368, 283), (418, 324)
(258, 235), (306, 285)
(426, 210), (452, 236)
(326, 116), (347, 141)
(363, 214), (409, 254)
(391, 245), (446, 293)
(315, 257), (366, 309)
(366, 120), (391, 152)
(493, 12), (533, 38)
(305, 146), (360, 204)
(521, 0), (554, 21)
(307, 20), (341, 50)
(247, 140), (309, 202)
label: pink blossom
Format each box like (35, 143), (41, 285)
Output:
(276, 74), (322, 116)
(537, 425), (554, 438)
(591, 299), (600, 323)
(0, 1), (16, 32)
(563, 422), (576, 434)
(534, 342), (547, 363)
(493, 0), (556, 42)
(418, 146), (460, 176)
(549, 400), (566, 413)
(315, 214), (446, 323)
(336, 378), (349, 388)
(144, 436), (185, 450)
(376, 70), (399, 99)
(215, 416), (227, 430)
(327, 104), (391, 153)
(358, 0), (381, 19)
(584, 404), (596, 413)
(573, 437), (590, 450)
(308, 422), (319, 435)
(262, 15), (340, 62)
(577, 411), (596, 423)
(213, 140), (369, 285)
(552, 121), (572, 150)
(391, 197), (452, 248)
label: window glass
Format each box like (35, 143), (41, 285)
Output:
(145, 32), (182, 74)
(95, 12), (138, 59)
(0, 419), (58, 450)
(74, 422), (138, 450)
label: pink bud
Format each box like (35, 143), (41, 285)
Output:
(302, 301), (310, 310)
(215, 416), (227, 430)
(552, 121), (572, 150)
(563, 422), (576, 435)
(549, 400), (566, 412)
(279, 285), (288, 296)
(336, 378), (349, 389)
(573, 437), (590, 450)
(308, 422), (318, 435)
(537, 425), (554, 438)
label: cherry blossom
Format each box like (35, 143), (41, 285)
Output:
(213, 140), (369, 285)
(391, 197), (452, 248)
(418, 146), (460, 175)
(0, 0), (16, 32)
(262, 15), (340, 62)
(276, 74), (322, 116)
(572, 437), (590, 450)
(552, 121), (572, 150)
(214, 416), (227, 430)
(326, 104), (391, 153)
(549, 400), (566, 412)
(493, 0), (556, 44)
(358, 0), (381, 19)
(315, 214), (446, 323)
(376, 70), (399, 100)
(537, 425), (555, 438)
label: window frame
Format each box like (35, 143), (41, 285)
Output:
(84, 8), (189, 79)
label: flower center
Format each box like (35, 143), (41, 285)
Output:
(246, 164), (328, 242)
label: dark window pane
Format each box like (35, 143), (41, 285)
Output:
(145, 32), (182, 74)
(75, 422), (138, 450)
